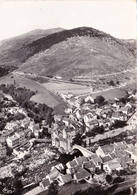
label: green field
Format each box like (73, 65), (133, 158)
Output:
(0, 73), (64, 108)
(43, 82), (91, 95)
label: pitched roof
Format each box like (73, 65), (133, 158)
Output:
(74, 170), (90, 181)
(67, 159), (77, 168)
(59, 174), (72, 183)
(83, 161), (95, 169)
(8, 135), (19, 142)
(75, 156), (87, 165)
(107, 160), (122, 170)
(109, 152), (117, 159)
(92, 157), (103, 165)
(100, 145), (114, 155)
(88, 119), (98, 125)
(114, 142), (127, 150)
(101, 155), (112, 163)
(73, 166), (85, 173)
(48, 168), (61, 181)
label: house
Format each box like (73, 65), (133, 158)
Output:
(74, 156), (88, 166)
(73, 166), (85, 173)
(54, 138), (60, 148)
(91, 156), (103, 167)
(65, 107), (73, 114)
(125, 149), (137, 163)
(103, 118), (112, 129)
(83, 161), (96, 173)
(0, 138), (6, 159)
(66, 159), (77, 169)
(55, 163), (64, 172)
(120, 106), (133, 117)
(84, 95), (94, 104)
(73, 170), (91, 183)
(115, 150), (132, 168)
(103, 159), (122, 174)
(20, 117), (30, 128)
(59, 137), (71, 152)
(96, 145), (114, 157)
(39, 178), (50, 190)
(6, 134), (19, 148)
(85, 119), (99, 131)
(15, 132), (25, 145)
(46, 167), (62, 183)
(101, 155), (112, 163)
(100, 108), (113, 118)
(54, 115), (62, 123)
(62, 117), (70, 127)
(5, 122), (18, 131)
(63, 128), (76, 141)
(88, 154), (98, 161)
(57, 174), (72, 186)
(96, 108), (103, 116)
(109, 152), (117, 159)
(84, 112), (96, 124)
(112, 111), (127, 121)
(113, 141), (127, 151)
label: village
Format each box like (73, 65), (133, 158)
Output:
(0, 85), (137, 195)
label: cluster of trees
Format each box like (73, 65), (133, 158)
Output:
(0, 84), (54, 127)
(72, 133), (86, 147)
(47, 181), (59, 195)
(24, 101), (54, 126)
(0, 66), (16, 77)
(85, 126), (104, 137)
(94, 95), (105, 106)
(0, 84), (35, 106)
(0, 177), (23, 195)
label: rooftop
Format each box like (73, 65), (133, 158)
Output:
(74, 170), (90, 181)
(101, 155), (112, 163)
(59, 174), (72, 183)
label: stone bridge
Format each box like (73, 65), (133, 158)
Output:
(71, 144), (94, 157)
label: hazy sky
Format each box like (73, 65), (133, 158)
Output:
(0, 0), (136, 41)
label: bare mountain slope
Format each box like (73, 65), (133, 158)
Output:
(0, 28), (64, 67)
(0, 27), (136, 78)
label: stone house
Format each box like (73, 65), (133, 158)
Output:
(73, 170), (91, 183)
(57, 174), (72, 186)
(96, 145), (114, 157)
(6, 134), (19, 148)
(103, 159), (123, 174)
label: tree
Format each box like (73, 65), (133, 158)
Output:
(106, 175), (113, 184)
(72, 133), (83, 146)
(47, 181), (59, 195)
(13, 178), (23, 195)
(109, 80), (115, 86)
(95, 96), (105, 105)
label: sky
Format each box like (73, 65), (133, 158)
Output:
(0, 0), (136, 41)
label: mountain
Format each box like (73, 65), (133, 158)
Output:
(0, 28), (64, 67)
(0, 27), (136, 78)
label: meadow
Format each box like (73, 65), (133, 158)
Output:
(0, 73), (63, 108)
(43, 82), (91, 96)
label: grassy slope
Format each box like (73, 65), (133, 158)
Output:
(0, 73), (64, 108)
(0, 26), (136, 79)
(0, 28), (64, 67)
(18, 35), (135, 78)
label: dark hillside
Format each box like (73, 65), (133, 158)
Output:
(17, 27), (135, 62)
(0, 27), (136, 79)
(0, 28), (64, 67)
